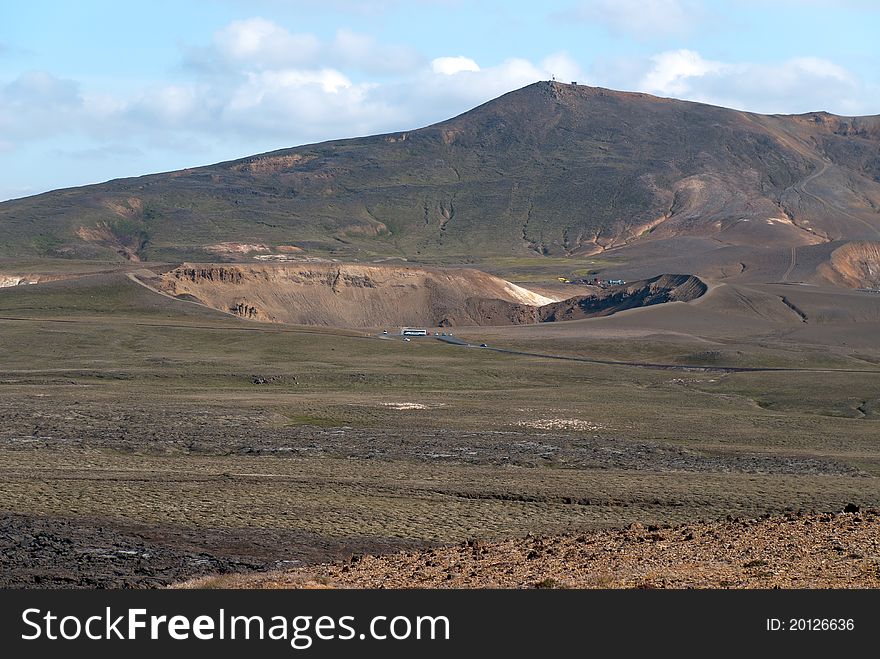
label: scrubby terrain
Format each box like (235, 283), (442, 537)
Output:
(1, 272), (879, 587)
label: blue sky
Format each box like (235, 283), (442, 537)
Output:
(1, 0), (878, 201)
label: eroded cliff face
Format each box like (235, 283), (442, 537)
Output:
(160, 262), (560, 326)
(158, 263), (706, 328)
(819, 242), (880, 289)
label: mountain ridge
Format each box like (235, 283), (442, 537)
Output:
(2, 81), (879, 279)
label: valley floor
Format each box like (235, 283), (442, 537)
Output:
(1, 268), (880, 587)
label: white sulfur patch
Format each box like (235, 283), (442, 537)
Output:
(516, 418), (607, 431)
(502, 282), (558, 305)
(379, 402), (445, 410)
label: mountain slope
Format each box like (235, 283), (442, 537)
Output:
(2, 81), (879, 266)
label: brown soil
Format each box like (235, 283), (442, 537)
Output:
(76, 222), (143, 261)
(175, 508), (880, 589)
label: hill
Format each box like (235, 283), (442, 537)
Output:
(2, 81), (879, 277)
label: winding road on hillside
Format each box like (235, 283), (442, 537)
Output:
(782, 246), (798, 282)
(761, 124), (880, 241)
(794, 159), (880, 239)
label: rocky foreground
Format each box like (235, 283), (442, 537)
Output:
(175, 507), (880, 589)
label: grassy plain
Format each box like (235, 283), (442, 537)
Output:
(1, 270), (879, 585)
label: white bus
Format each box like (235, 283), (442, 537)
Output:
(401, 328), (428, 336)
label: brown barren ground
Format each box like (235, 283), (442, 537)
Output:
(175, 508), (880, 589)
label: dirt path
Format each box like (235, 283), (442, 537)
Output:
(782, 245), (797, 282)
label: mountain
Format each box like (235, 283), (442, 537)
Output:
(2, 80), (879, 273)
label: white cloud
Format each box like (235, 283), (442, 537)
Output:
(785, 57), (853, 83)
(2, 13), (876, 202)
(632, 49), (865, 114)
(149, 86), (201, 121)
(208, 0), (465, 13)
(542, 53), (587, 83)
(53, 143), (144, 160)
(4, 70), (80, 106)
(1, 37), (871, 158)
(220, 74), (393, 139)
(215, 17), (321, 67)
(431, 56), (480, 75)
(566, 0), (702, 39)
(239, 68), (353, 100)
(331, 29), (423, 74)
(188, 18), (422, 76)
(639, 49), (727, 96)
(0, 71), (85, 139)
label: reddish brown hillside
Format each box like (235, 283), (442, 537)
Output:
(3, 81), (879, 270)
